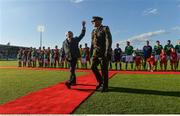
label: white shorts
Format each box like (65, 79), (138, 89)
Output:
(166, 56), (170, 60)
(125, 55), (133, 63)
(18, 58), (22, 62)
(51, 59), (55, 63)
(23, 59), (26, 62)
(81, 58), (87, 64)
(44, 59), (48, 64)
(155, 55), (160, 61)
(27, 58), (31, 63)
(31, 57), (36, 62)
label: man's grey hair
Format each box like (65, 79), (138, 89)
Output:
(65, 31), (73, 37)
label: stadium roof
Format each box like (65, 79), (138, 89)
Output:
(0, 44), (29, 48)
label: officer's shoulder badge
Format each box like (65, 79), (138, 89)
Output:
(103, 26), (110, 33)
(92, 29), (96, 33)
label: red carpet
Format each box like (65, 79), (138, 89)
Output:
(0, 71), (116, 114)
(0, 67), (179, 114)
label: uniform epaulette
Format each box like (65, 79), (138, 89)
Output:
(102, 26), (110, 33)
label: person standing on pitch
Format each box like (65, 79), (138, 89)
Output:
(114, 43), (122, 70)
(154, 40), (163, 71)
(84, 43), (91, 68)
(164, 40), (174, 64)
(90, 16), (112, 92)
(143, 41), (152, 70)
(175, 40), (180, 70)
(63, 21), (86, 89)
(125, 41), (134, 70)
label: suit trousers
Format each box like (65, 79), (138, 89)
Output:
(68, 58), (77, 84)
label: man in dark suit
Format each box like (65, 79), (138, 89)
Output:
(63, 21), (86, 89)
(90, 16), (112, 92)
(143, 41), (152, 70)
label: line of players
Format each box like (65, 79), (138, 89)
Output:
(17, 39), (180, 71)
(17, 44), (91, 69)
(113, 40), (180, 71)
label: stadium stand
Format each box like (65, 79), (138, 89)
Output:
(0, 44), (29, 60)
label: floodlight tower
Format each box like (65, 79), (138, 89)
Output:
(37, 25), (45, 48)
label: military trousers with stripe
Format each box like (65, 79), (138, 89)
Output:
(91, 56), (109, 89)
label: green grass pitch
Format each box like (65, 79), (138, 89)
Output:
(0, 68), (85, 104)
(0, 61), (180, 114)
(74, 74), (180, 114)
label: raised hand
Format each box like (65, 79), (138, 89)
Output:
(82, 21), (86, 27)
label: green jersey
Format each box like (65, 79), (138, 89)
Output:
(17, 53), (22, 59)
(164, 44), (174, 56)
(154, 45), (163, 55)
(82, 49), (87, 58)
(175, 44), (180, 53)
(39, 53), (44, 59)
(125, 45), (133, 55)
(44, 53), (48, 59)
(31, 50), (37, 58)
(50, 50), (55, 59)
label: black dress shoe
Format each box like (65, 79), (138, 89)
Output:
(65, 82), (71, 89)
(101, 88), (108, 92)
(96, 83), (103, 89)
(71, 82), (76, 86)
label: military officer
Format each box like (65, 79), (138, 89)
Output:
(90, 16), (112, 92)
(63, 21), (86, 89)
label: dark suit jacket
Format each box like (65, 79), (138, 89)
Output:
(62, 27), (86, 61)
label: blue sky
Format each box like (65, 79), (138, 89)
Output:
(0, 0), (180, 50)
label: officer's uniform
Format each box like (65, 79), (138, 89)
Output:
(62, 27), (86, 86)
(90, 16), (112, 92)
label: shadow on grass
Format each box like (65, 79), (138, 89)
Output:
(73, 88), (95, 92)
(109, 87), (180, 97)
(76, 84), (96, 86)
(72, 84), (96, 92)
